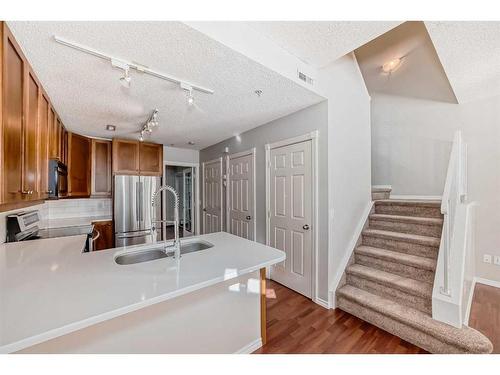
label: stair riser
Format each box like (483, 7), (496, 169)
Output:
(372, 191), (390, 200)
(362, 235), (438, 259)
(346, 274), (431, 314)
(375, 204), (442, 218)
(369, 218), (442, 238)
(355, 253), (435, 284)
(336, 297), (471, 353)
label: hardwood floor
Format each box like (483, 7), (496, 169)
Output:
(253, 280), (427, 354)
(255, 280), (500, 354)
(468, 282), (500, 353)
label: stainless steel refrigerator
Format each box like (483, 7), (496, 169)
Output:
(114, 175), (162, 247)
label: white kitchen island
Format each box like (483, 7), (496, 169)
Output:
(0, 232), (285, 354)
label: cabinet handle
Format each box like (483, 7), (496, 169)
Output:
(20, 190), (31, 195)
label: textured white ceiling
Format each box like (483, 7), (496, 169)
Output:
(7, 21), (323, 149)
(425, 21), (500, 103)
(243, 21), (402, 68)
(355, 22), (457, 103)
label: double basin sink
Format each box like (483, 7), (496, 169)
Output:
(115, 239), (213, 265)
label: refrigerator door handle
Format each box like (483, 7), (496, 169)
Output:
(135, 181), (140, 223)
(139, 181), (144, 222)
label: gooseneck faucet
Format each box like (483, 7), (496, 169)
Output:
(151, 185), (180, 259)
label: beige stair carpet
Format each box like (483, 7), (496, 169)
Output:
(336, 199), (493, 354)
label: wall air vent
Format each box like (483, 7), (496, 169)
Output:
(298, 70), (314, 86)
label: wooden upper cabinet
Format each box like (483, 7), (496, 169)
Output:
(91, 139), (112, 197)
(112, 139), (162, 176)
(67, 132), (91, 197)
(38, 93), (50, 199)
(61, 125), (68, 164)
(2, 25), (26, 203)
(139, 142), (163, 176)
(24, 69), (40, 199)
(48, 108), (58, 159)
(112, 138), (140, 174)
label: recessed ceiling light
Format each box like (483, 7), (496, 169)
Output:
(188, 141), (195, 145)
(106, 124), (116, 131)
(382, 58), (402, 74)
(254, 89), (263, 97)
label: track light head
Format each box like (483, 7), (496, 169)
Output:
(180, 82), (195, 106)
(187, 93), (195, 106)
(120, 67), (131, 88)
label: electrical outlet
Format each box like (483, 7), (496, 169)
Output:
(483, 254), (492, 264)
(494, 256), (500, 266)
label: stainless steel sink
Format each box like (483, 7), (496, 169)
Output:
(115, 240), (213, 265)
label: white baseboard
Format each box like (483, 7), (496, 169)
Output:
(474, 277), (500, 289)
(390, 195), (442, 200)
(314, 297), (331, 309)
(329, 200), (374, 309)
(234, 338), (262, 354)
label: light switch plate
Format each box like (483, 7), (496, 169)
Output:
(484, 254), (492, 264)
(494, 255), (500, 266)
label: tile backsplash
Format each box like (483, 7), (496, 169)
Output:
(0, 198), (112, 243)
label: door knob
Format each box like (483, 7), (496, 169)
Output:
(303, 224), (310, 230)
(246, 215), (252, 220)
(203, 208), (207, 212)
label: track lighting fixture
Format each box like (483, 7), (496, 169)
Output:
(180, 82), (195, 106)
(120, 67), (131, 88)
(138, 109), (159, 142)
(54, 36), (214, 96)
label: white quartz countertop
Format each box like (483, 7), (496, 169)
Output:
(0, 232), (285, 353)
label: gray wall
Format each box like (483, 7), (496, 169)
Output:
(371, 92), (500, 282)
(200, 101), (329, 300)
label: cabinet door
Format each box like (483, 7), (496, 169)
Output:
(38, 93), (50, 199)
(139, 142), (163, 176)
(112, 139), (139, 174)
(92, 220), (114, 250)
(48, 106), (57, 159)
(2, 28), (25, 203)
(67, 132), (91, 197)
(24, 69), (40, 199)
(91, 139), (112, 197)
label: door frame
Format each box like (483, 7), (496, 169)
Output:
(226, 148), (257, 241)
(202, 157), (224, 234)
(265, 130), (319, 303)
(163, 160), (200, 236)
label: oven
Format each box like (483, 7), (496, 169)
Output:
(48, 159), (68, 199)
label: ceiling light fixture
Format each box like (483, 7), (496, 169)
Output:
(139, 109), (159, 142)
(54, 36), (214, 95)
(188, 141), (195, 145)
(105, 124), (116, 131)
(382, 58), (402, 74)
(181, 82), (195, 106)
(120, 67), (131, 88)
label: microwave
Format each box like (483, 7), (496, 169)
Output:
(48, 159), (68, 199)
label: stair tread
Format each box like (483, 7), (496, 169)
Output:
(375, 199), (441, 207)
(363, 228), (441, 247)
(346, 264), (433, 298)
(337, 285), (493, 353)
(355, 245), (436, 271)
(370, 213), (443, 225)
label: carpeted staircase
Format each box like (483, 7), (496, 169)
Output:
(336, 199), (493, 354)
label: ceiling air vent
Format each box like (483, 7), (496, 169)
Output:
(298, 70), (314, 86)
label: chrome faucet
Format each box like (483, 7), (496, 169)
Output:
(151, 185), (181, 259)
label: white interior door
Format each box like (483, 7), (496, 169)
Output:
(268, 140), (312, 298)
(203, 158), (223, 234)
(227, 151), (255, 240)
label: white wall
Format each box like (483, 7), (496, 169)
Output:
(371, 92), (500, 282)
(163, 146), (199, 164)
(317, 53), (373, 302)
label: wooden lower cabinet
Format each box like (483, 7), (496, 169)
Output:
(92, 220), (114, 251)
(67, 132), (91, 197)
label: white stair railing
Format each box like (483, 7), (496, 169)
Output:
(439, 131), (467, 296)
